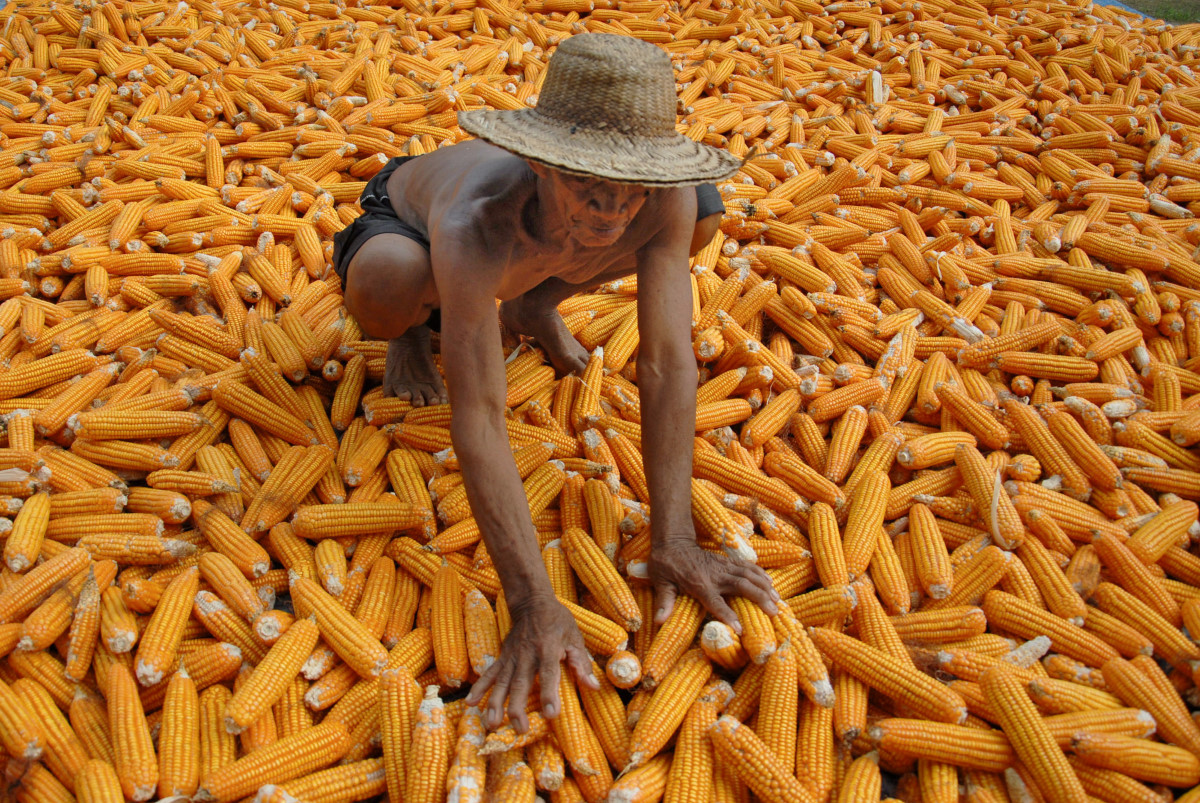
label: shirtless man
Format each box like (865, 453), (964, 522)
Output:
(335, 34), (780, 732)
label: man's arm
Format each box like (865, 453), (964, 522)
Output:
(430, 221), (595, 731)
(636, 189), (778, 630)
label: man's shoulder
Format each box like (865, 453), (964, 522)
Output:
(424, 141), (534, 201)
(633, 184), (697, 237)
(419, 142), (533, 244)
(643, 184), (696, 214)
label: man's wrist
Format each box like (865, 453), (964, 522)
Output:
(652, 530), (697, 549)
(505, 586), (559, 615)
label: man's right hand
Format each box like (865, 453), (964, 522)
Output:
(465, 594), (599, 732)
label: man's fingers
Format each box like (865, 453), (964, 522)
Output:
(729, 565), (779, 614)
(484, 659), (515, 731)
(653, 582), (677, 625)
(465, 659), (501, 707)
(745, 565), (781, 605)
(714, 563), (779, 613)
(538, 658), (563, 720)
(565, 645), (599, 690)
(731, 575), (778, 615)
(505, 655), (536, 734)
(705, 591), (742, 635)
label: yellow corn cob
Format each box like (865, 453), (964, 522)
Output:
(551, 670), (613, 801)
(463, 587), (499, 677)
(809, 627), (967, 724)
(1005, 397), (1092, 501)
(934, 381), (1011, 450)
(628, 648), (713, 768)
(195, 720), (351, 803)
(292, 501), (431, 539)
(837, 752), (881, 803)
(710, 715), (817, 803)
(954, 443), (1023, 549)
(1070, 730), (1200, 787)
(12, 678), (85, 791)
(981, 665), (1089, 801)
(157, 668), (200, 798)
(384, 667), (427, 796)
(700, 620), (750, 671)
(403, 686), (450, 803)
(579, 658), (632, 770)
(66, 567), (102, 679)
(561, 597), (630, 656)
(481, 713), (551, 756)
(290, 576), (388, 679)
(756, 638), (798, 775)
(562, 525), (641, 631)
(135, 565), (198, 687)
(192, 591), (267, 664)
(70, 690), (116, 765)
(108, 664), (158, 801)
(199, 552), (266, 620)
(443, 703), (486, 802)
(983, 590), (1118, 668)
(4, 491), (47, 572)
(842, 470), (889, 579)
(870, 717), (1013, 771)
(226, 616), (319, 732)
(77, 759), (124, 803)
(15, 760), (74, 803)
(17, 584), (73, 651)
(431, 561), (469, 689)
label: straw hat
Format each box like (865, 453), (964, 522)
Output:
(458, 33), (743, 187)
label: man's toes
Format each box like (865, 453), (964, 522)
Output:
(409, 383), (436, 407)
(390, 380), (419, 406)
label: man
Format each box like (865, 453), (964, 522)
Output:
(335, 33), (780, 732)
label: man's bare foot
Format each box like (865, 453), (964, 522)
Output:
(384, 326), (448, 407)
(500, 297), (588, 375)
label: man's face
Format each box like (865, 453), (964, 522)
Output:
(532, 162), (650, 247)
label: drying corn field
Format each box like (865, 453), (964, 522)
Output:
(1, 0), (1200, 801)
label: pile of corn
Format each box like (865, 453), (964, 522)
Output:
(1, 0), (1200, 799)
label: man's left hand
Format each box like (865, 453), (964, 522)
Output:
(648, 537), (780, 632)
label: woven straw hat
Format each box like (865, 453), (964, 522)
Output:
(458, 33), (743, 187)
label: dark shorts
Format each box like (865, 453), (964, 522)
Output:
(331, 156), (726, 331)
(331, 155), (428, 290)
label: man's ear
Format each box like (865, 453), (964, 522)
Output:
(526, 159), (551, 179)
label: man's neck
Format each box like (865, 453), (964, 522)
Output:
(525, 176), (573, 250)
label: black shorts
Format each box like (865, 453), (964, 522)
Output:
(331, 157), (726, 330)
(331, 155), (428, 290)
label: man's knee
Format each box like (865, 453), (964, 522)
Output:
(690, 212), (722, 257)
(343, 235), (433, 340)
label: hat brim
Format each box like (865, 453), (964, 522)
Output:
(458, 108), (743, 187)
